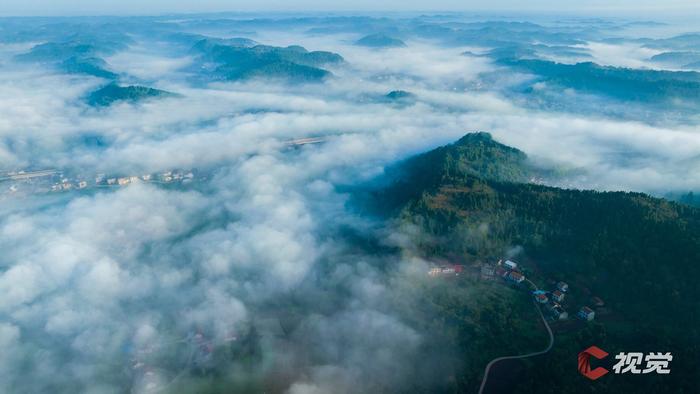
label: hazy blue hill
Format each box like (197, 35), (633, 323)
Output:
(473, 43), (589, 62)
(483, 45), (537, 60)
(191, 40), (343, 82)
(188, 36), (258, 52)
(385, 90), (415, 101)
(87, 84), (177, 107)
(355, 33), (407, 48)
(216, 44), (344, 67)
(16, 41), (98, 62)
(59, 56), (118, 79)
(642, 33), (700, 50)
(531, 43), (591, 59)
(500, 58), (700, 103)
(373, 133), (700, 393)
(15, 31), (133, 62)
(449, 25), (584, 47)
(216, 60), (331, 82)
(665, 191), (700, 208)
(15, 38), (125, 80)
(650, 51), (700, 67)
(683, 60), (700, 70)
(460, 20), (547, 31)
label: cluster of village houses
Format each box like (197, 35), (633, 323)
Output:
(48, 170), (196, 192)
(2, 168), (198, 196)
(431, 258), (603, 323)
(44, 171), (194, 192)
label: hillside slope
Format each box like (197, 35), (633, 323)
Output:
(373, 132), (700, 393)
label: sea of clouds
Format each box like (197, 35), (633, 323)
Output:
(0, 14), (699, 393)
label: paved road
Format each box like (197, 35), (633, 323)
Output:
(477, 300), (554, 394)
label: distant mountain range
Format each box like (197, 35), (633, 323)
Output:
(16, 40), (121, 80)
(499, 58), (700, 105)
(190, 38), (344, 82)
(14, 35), (345, 85)
(650, 51), (700, 70)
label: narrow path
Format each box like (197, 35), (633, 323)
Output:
(477, 300), (554, 394)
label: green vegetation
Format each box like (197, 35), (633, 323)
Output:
(16, 40), (121, 80)
(60, 56), (118, 79)
(87, 84), (177, 107)
(16, 41), (99, 62)
(191, 40), (343, 82)
(402, 277), (550, 392)
(501, 58), (700, 104)
(372, 132), (700, 393)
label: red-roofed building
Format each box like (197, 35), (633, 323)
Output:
(495, 266), (507, 278)
(507, 271), (525, 284)
(552, 290), (565, 303)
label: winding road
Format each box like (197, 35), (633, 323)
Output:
(477, 294), (554, 394)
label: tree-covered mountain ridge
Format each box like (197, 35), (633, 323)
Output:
(374, 132), (699, 392)
(387, 132), (700, 290)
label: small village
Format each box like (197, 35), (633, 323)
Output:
(0, 168), (202, 197)
(428, 258), (605, 325)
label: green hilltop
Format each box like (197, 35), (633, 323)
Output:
(355, 33), (407, 48)
(368, 132), (700, 393)
(87, 84), (178, 107)
(16, 40), (121, 80)
(191, 39), (344, 82)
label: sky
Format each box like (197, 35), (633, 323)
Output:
(0, 0), (698, 16)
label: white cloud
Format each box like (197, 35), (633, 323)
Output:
(1, 14), (699, 393)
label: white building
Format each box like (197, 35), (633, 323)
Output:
(552, 306), (568, 320)
(504, 260), (517, 270)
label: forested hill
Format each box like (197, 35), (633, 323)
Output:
(368, 132), (532, 213)
(373, 132), (700, 393)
